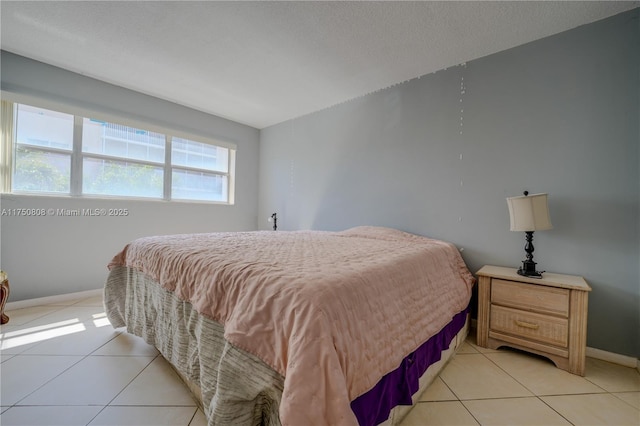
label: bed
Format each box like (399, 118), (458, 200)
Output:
(104, 226), (475, 426)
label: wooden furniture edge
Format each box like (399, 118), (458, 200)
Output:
(0, 278), (10, 324)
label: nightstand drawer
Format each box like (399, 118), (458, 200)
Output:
(491, 279), (569, 317)
(490, 305), (568, 347)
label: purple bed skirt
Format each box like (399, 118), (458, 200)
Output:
(350, 307), (468, 426)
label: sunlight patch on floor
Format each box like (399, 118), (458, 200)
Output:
(0, 318), (86, 349)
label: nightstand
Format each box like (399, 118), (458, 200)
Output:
(0, 271), (9, 324)
(476, 265), (591, 376)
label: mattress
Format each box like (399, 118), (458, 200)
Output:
(104, 226), (475, 425)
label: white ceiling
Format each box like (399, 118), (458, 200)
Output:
(1, 1), (638, 129)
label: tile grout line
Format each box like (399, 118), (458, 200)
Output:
(477, 348), (580, 425)
(103, 353), (162, 406)
(2, 301), (141, 416)
(4, 303), (638, 425)
(471, 344), (640, 425)
(427, 348), (525, 425)
(478, 349), (538, 395)
(608, 391), (640, 411)
(81, 351), (162, 425)
(187, 408), (199, 426)
(2, 304), (92, 410)
(456, 399), (482, 426)
(536, 395), (576, 426)
(461, 343), (573, 425)
(2, 301), (173, 425)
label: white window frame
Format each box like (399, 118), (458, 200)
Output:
(170, 136), (234, 203)
(1, 93), (236, 204)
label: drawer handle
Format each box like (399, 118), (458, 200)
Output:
(514, 320), (539, 330)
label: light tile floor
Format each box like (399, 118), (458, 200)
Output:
(1, 296), (639, 426)
(402, 337), (640, 426)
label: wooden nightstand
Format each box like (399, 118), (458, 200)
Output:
(0, 271), (9, 324)
(476, 265), (591, 376)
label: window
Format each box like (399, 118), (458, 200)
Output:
(2, 100), (235, 203)
(171, 137), (229, 202)
(82, 119), (165, 198)
(13, 104), (73, 194)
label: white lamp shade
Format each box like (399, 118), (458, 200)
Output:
(507, 193), (553, 232)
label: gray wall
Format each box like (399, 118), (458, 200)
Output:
(1, 52), (260, 301)
(259, 10), (639, 357)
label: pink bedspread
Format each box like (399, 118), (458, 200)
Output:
(108, 226), (474, 425)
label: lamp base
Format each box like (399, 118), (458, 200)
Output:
(517, 260), (544, 279)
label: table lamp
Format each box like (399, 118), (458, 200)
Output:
(507, 191), (552, 278)
(268, 212), (277, 231)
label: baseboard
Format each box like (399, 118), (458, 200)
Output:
(585, 346), (639, 370)
(471, 319), (638, 371)
(5, 288), (102, 310)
